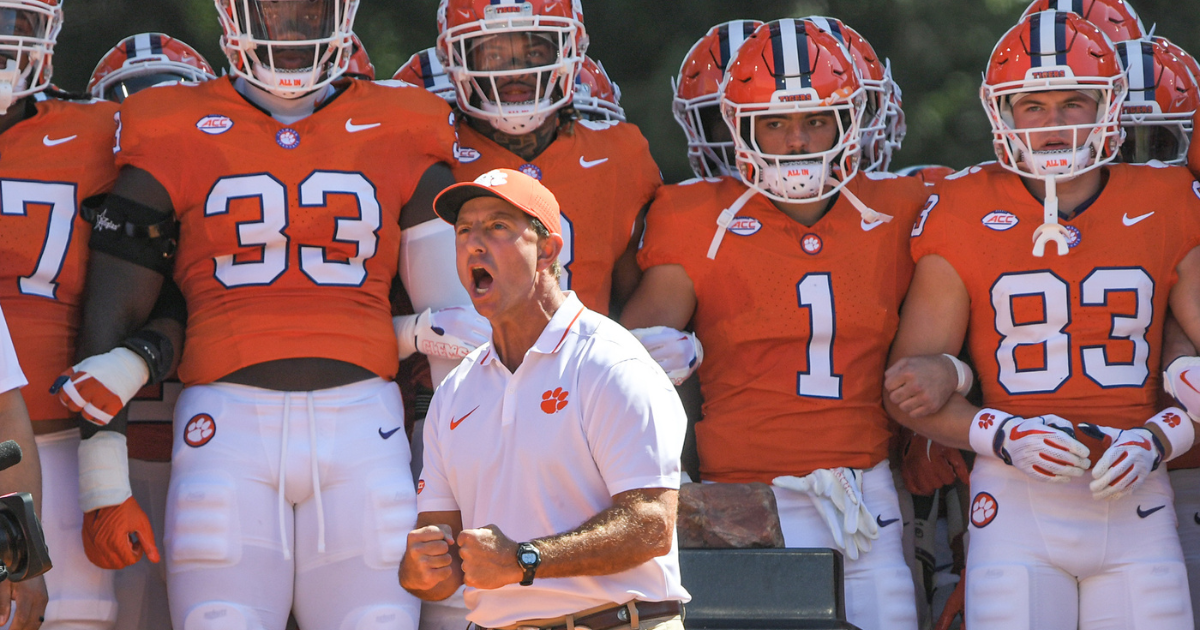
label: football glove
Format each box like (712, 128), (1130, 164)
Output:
(629, 326), (703, 386)
(969, 410), (1090, 483)
(53, 347), (149, 426)
(1164, 357), (1200, 423)
(82, 497), (160, 570)
(1080, 408), (1192, 501)
(394, 307), (491, 361)
(773, 468), (879, 561)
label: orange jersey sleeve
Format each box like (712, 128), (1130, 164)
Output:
(453, 118), (660, 314)
(912, 163), (1200, 429)
(116, 78), (457, 385)
(0, 97), (119, 421)
(640, 174), (929, 482)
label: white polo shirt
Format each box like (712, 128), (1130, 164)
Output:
(0, 304), (26, 394)
(418, 292), (690, 627)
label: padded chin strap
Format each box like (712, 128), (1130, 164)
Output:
(1032, 175), (1069, 257)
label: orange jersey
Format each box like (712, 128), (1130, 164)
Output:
(452, 118), (660, 314)
(0, 96), (118, 420)
(116, 77), (457, 385)
(638, 174), (930, 483)
(913, 162), (1200, 429)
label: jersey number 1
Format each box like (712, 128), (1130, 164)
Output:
(797, 273), (842, 399)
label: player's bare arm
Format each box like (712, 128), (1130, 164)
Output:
(885, 254), (975, 449)
(400, 510), (465, 601)
(608, 202), (651, 318)
(457, 488), (677, 590)
(619, 266), (696, 332)
(400, 162), (457, 229)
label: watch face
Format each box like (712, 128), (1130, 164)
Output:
(520, 551), (538, 565)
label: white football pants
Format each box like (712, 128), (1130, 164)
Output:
(967, 456), (1193, 630)
(165, 379), (420, 630)
(1170, 467), (1200, 630)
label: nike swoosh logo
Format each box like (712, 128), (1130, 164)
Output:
(378, 427), (401, 440)
(1122, 212), (1154, 226)
(579, 156), (609, 169)
(876, 515), (900, 528)
(1137, 505), (1166, 518)
(1128, 437), (1152, 451)
(345, 119), (381, 133)
(43, 134), (77, 146)
(1009, 426), (1053, 441)
(450, 406), (479, 430)
(861, 219), (885, 232)
(1181, 370), (1200, 395)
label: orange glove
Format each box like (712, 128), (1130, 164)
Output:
(82, 496), (160, 570)
(901, 433), (970, 496)
(935, 577), (966, 630)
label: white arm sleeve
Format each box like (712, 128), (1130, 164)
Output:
(0, 304), (27, 394)
(400, 218), (478, 385)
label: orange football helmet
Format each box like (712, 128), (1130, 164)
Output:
(1021, 0), (1145, 43)
(0, 0), (62, 110)
(394, 47), (456, 103)
(345, 32), (374, 80)
(672, 20), (763, 178)
(88, 33), (216, 102)
(801, 17), (895, 172)
(1114, 39), (1197, 165)
(215, 0), (359, 98)
(984, 10), (1127, 256)
(437, 0), (587, 135)
(573, 56), (623, 122)
(1154, 37), (1200, 87)
(721, 19), (868, 203)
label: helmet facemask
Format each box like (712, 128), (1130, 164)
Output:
(0, 1), (61, 111)
(441, 12), (584, 136)
(217, 0), (356, 99)
(673, 93), (737, 178)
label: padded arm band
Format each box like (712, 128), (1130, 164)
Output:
(84, 194), (177, 276)
(122, 329), (173, 386)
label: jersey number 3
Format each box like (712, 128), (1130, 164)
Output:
(992, 268), (1153, 394)
(206, 172), (381, 288)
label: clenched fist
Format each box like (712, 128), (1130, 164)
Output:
(399, 524), (456, 592)
(458, 525), (523, 590)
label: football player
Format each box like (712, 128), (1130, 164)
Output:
(671, 20), (762, 179)
(886, 10), (1200, 628)
(88, 33), (216, 102)
(1112, 38), (1197, 165)
(393, 48), (456, 104)
(86, 32), (219, 630)
(622, 19), (928, 630)
(572, 56), (623, 122)
(56, 0), (465, 628)
(0, 0), (122, 627)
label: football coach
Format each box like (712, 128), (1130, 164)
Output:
(399, 168), (690, 630)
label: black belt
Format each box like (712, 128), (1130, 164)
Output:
(478, 600), (685, 630)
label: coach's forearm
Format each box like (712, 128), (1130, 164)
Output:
(0, 389), (41, 513)
(534, 488), (677, 579)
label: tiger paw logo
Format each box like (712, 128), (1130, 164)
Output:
(184, 413), (216, 448)
(1164, 412), (1183, 428)
(417, 480), (425, 495)
(970, 492), (998, 528)
(541, 388), (569, 414)
(978, 413), (995, 429)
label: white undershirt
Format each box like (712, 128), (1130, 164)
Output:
(232, 76), (334, 125)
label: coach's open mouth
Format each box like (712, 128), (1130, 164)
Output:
(471, 266), (493, 295)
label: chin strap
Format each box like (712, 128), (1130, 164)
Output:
(833, 176), (893, 225)
(1031, 175), (1070, 257)
(706, 187), (759, 260)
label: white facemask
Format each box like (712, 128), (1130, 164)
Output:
(760, 159), (825, 200)
(0, 57), (28, 113)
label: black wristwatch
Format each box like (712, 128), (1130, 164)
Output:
(516, 542), (541, 586)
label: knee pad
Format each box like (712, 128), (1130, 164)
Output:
(363, 476), (417, 570)
(41, 598), (118, 630)
(166, 475), (241, 569)
(966, 565), (1031, 630)
(339, 605), (418, 630)
(1126, 562), (1193, 629)
(181, 602), (259, 630)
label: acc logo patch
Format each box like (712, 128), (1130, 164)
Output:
(981, 210), (1019, 231)
(728, 217), (762, 236)
(196, 115), (234, 135)
(970, 491), (998, 528)
(455, 143), (481, 163)
(184, 413), (216, 448)
(276, 128), (301, 150)
(801, 233), (823, 255)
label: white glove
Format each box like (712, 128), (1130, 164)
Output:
(1079, 408), (1192, 501)
(969, 409), (1090, 483)
(629, 326), (704, 386)
(1164, 357), (1200, 422)
(53, 347), (150, 426)
(394, 307), (491, 361)
(773, 468), (879, 561)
